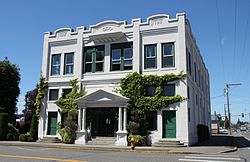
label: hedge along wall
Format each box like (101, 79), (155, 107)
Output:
(0, 113), (9, 140)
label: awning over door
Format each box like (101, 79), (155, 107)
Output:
(75, 89), (128, 108)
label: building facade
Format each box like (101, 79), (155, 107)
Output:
(38, 13), (211, 146)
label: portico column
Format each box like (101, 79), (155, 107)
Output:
(75, 107), (87, 144)
(118, 107), (122, 131)
(78, 108), (82, 131)
(81, 107), (86, 131)
(123, 107), (127, 131)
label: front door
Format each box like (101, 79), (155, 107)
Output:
(47, 112), (57, 135)
(163, 111), (176, 138)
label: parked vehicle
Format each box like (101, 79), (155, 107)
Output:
(219, 127), (228, 134)
(240, 126), (247, 131)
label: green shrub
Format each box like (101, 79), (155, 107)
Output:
(128, 134), (144, 145)
(0, 113), (9, 140)
(7, 123), (19, 141)
(6, 133), (15, 141)
(57, 118), (77, 144)
(29, 114), (38, 141)
(19, 134), (27, 141)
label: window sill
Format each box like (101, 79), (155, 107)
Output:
(47, 101), (57, 103)
(83, 70), (132, 76)
(160, 67), (177, 71)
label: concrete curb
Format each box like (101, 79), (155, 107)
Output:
(220, 146), (238, 153)
(0, 142), (238, 154)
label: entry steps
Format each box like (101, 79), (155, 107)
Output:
(87, 137), (116, 145)
(152, 139), (185, 147)
(37, 137), (61, 143)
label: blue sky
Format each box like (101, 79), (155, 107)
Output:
(0, 0), (249, 123)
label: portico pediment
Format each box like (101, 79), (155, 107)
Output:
(75, 89), (128, 108)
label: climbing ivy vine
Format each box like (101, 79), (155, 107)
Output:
(34, 74), (47, 118)
(118, 72), (186, 114)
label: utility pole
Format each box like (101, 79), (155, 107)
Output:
(224, 104), (227, 128)
(225, 83), (241, 135)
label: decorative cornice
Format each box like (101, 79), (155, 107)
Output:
(140, 26), (178, 36)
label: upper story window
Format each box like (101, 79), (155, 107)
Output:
(145, 44), (157, 69)
(62, 88), (72, 98)
(162, 43), (175, 67)
(49, 89), (59, 101)
(64, 53), (74, 75)
(146, 86), (155, 96)
(51, 54), (61, 76)
(163, 84), (175, 96)
(83, 45), (104, 73)
(111, 42), (133, 71)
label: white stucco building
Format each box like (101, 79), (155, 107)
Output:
(38, 13), (210, 146)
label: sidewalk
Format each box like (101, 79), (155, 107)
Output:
(0, 134), (237, 154)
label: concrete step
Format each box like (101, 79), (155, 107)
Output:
(152, 140), (185, 147)
(87, 137), (116, 145)
(37, 137), (61, 143)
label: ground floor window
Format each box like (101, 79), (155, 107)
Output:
(146, 111), (157, 131)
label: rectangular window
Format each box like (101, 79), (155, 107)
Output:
(196, 94), (198, 105)
(62, 88), (72, 98)
(162, 43), (175, 67)
(145, 44), (157, 69)
(49, 89), (59, 101)
(83, 46), (104, 73)
(188, 52), (192, 75)
(187, 86), (190, 99)
(194, 62), (197, 82)
(163, 84), (175, 96)
(146, 86), (155, 96)
(51, 54), (61, 75)
(111, 42), (133, 71)
(64, 53), (74, 74)
(146, 111), (157, 130)
(188, 108), (191, 122)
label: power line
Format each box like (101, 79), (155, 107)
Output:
(242, 0), (250, 77)
(215, 0), (226, 84)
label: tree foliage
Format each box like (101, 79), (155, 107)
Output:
(56, 79), (86, 115)
(118, 72), (186, 114)
(30, 74), (46, 141)
(56, 79), (86, 144)
(34, 74), (47, 117)
(0, 58), (20, 124)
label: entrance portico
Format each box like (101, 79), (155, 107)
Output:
(74, 89), (128, 145)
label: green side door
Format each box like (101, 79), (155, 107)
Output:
(48, 112), (57, 135)
(163, 111), (176, 138)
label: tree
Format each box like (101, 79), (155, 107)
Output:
(56, 79), (86, 144)
(0, 57), (20, 124)
(21, 87), (38, 133)
(28, 74), (47, 141)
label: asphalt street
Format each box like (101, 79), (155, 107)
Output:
(0, 132), (249, 162)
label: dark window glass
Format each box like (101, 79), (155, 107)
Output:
(188, 108), (191, 122)
(62, 88), (72, 98)
(111, 43), (133, 71)
(187, 86), (190, 99)
(83, 46), (104, 73)
(163, 84), (175, 96)
(145, 45), (156, 69)
(49, 89), (59, 101)
(146, 86), (155, 96)
(64, 53), (74, 74)
(146, 111), (157, 130)
(162, 43), (174, 67)
(51, 54), (61, 75)
(188, 52), (192, 75)
(61, 112), (68, 128)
